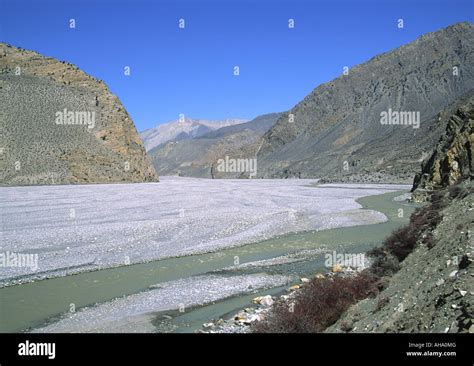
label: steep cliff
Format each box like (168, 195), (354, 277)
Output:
(412, 92), (473, 194)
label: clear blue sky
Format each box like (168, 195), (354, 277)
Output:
(1, 0), (472, 131)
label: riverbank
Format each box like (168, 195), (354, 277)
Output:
(195, 190), (416, 333)
(208, 184), (473, 334)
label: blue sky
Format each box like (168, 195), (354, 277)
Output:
(1, 0), (472, 131)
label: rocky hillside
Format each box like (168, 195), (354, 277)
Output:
(148, 113), (281, 177)
(140, 117), (247, 151)
(325, 184), (473, 333)
(229, 90), (473, 334)
(0, 43), (158, 185)
(326, 93), (474, 333)
(256, 22), (474, 182)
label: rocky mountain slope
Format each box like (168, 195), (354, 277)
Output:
(148, 113), (281, 177)
(0, 43), (158, 185)
(326, 94), (474, 333)
(327, 185), (473, 333)
(140, 117), (247, 151)
(256, 22), (474, 182)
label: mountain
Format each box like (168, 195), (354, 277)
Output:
(140, 117), (247, 151)
(200, 113), (282, 139)
(148, 113), (282, 177)
(256, 22), (474, 182)
(0, 43), (158, 185)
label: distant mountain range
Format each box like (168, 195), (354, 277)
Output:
(147, 113), (282, 177)
(146, 22), (474, 182)
(0, 43), (158, 185)
(254, 22), (474, 182)
(140, 118), (247, 151)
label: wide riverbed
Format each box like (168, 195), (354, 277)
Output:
(0, 178), (412, 332)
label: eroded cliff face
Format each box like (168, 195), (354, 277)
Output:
(412, 92), (473, 197)
(0, 43), (158, 185)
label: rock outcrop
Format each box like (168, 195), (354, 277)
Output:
(412, 92), (473, 193)
(0, 43), (158, 185)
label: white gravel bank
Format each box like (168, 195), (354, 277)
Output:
(0, 177), (409, 285)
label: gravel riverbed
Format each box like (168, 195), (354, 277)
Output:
(0, 177), (408, 286)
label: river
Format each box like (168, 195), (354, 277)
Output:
(0, 178), (413, 332)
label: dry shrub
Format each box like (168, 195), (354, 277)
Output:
(253, 271), (378, 333)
